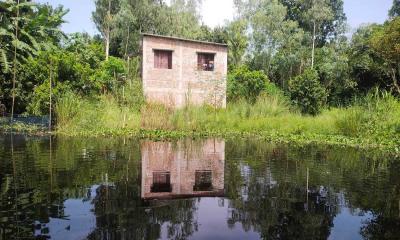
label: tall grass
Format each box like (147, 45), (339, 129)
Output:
(334, 107), (366, 137)
(56, 91), (82, 127)
(55, 84), (400, 148)
(140, 93), (337, 136)
(334, 90), (400, 140)
(56, 93), (140, 135)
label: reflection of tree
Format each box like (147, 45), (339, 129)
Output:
(361, 215), (400, 240)
(225, 139), (400, 240)
(0, 135), (143, 239)
(226, 165), (336, 239)
(149, 199), (198, 240)
(88, 185), (199, 240)
(1, 135), (400, 240)
(0, 135), (201, 240)
(350, 159), (400, 240)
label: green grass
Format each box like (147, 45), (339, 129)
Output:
(56, 94), (141, 136)
(51, 90), (400, 152)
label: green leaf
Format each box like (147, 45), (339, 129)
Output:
(0, 49), (10, 73)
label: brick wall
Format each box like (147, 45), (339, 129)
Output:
(142, 35), (228, 108)
(141, 139), (225, 199)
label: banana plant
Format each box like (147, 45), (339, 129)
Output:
(0, 0), (68, 116)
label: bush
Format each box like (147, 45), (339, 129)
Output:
(289, 69), (327, 115)
(27, 81), (71, 116)
(91, 57), (126, 93)
(227, 66), (269, 102)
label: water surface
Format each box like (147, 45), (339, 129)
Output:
(0, 135), (399, 239)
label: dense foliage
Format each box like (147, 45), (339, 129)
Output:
(389, 0), (400, 18)
(0, 0), (68, 113)
(227, 67), (269, 102)
(289, 68), (327, 115)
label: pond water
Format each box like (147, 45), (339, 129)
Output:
(0, 135), (399, 240)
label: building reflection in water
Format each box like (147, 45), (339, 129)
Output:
(141, 139), (225, 200)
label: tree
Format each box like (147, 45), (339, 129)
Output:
(370, 17), (400, 94)
(11, 0), (21, 121)
(270, 24), (308, 89)
(238, 0), (302, 75)
(280, 0), (346, 45)
(289, 68), (327, 115)
(226, 19), (248, 68)
(0, 1), (67, 115)
(348, 25), (390, 93)
(197, 25), (228, 44)
(314, 41), (356, 105)
(167, 0), (202, 38)
(227, 66), (269, 102)
(94, 0), (203, 57)
(389, 0), (400, 18)
(303, 0), (334, 68)
(93, 0), (120, 60)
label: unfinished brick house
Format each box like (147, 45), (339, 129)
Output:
(141, 139), (225, 200)
(141, 33), (228, 108)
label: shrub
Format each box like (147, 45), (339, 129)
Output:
(91, 57), (126, 93)
(27, 81), (71, 116)
(289, 69), (327, 115)
(227, 66), (269, 102)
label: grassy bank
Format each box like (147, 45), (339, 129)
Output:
(53, 90), (400, 152)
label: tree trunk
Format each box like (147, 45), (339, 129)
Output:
(105, 0), (111, 60)
(11, 0), (20, 123)
(124, 25), (130, 58)
(311, 20), (316, 69)
(127, 56), (131, 87)
(391, 68), (400, 95)
(105, 33), (110, 61)
(49, 61), (52, 132)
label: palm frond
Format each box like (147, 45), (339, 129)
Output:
(0, 49), (10, 73)
(0, 176), (11, 197)
(12, 39), (34, 51)
(20, 29), (40, 51)
(0, 28), (14, 38)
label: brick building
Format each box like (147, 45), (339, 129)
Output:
(141, 139), (225, 200)
(141, 34), (228, 108)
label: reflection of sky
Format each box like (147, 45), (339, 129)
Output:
(35, 185), (98, 240)
(327, 192), (372, 240)
(26, 184), (378, 240)
(328, 207), (372, 240)
(157, 196), (373, 240)
(156, 189), (375, 240)
(160, 197), (261, 240)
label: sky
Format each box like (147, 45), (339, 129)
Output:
(36, 0), (393, 36)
